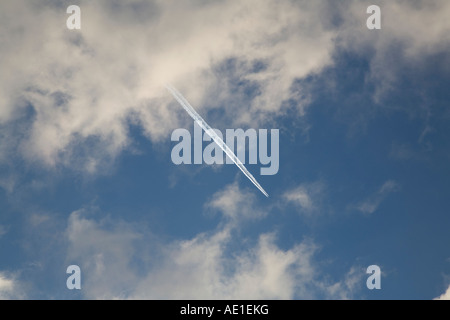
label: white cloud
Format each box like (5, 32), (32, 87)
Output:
(28, 213), (51, 228)
(0, 0), (449, 173)
(340, 0), (450, 100)
(65, 200), (362, 300)
(0, 0), (336, 171)
(379, 180), (399, 194)
(0, 273), (24, 300)
(205, 180), (267, 222)
(285, 188), (312, 210)
(354, 180), (400, 215)
(66, 209), (142, 299)
(283, 182), (324, 216)
(66, 206), (320, 299)
(131, 230), (318, 300)
(435, 286), (450, 300)
(324, 266), (365, 300)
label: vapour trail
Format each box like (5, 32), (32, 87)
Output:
(166, 84), (269, 197)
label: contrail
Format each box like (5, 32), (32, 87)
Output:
(166, 84), (269, 197)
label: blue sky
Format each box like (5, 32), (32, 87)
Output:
(0, 0), (450, 300)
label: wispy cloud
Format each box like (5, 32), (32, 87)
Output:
(283, 181), (325, 216)
(340, 0), (450, 101)
(0, 273), (24, 300)
(324, 266), (365, 300)
(66, 208), (142, 299)
(205, 181), (268, 222)
(353, 180), (400, 215)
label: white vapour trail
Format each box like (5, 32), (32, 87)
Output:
(166, 85), (269, 197)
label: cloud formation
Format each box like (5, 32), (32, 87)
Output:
(1, 0), (449, 175)
(63, 182), (362, 300)
(435, 286), (450, 300)
(340, 0), (450, 100)
(1, 0), (449, 301)
(0, 273), (24, 300)
(66, 207), (319, 299)
(0, 0), (336, 172)
(283, 182), (325, 216)
(354, 180), (400, 215)
(206, 180), (268, 222)
(131, 231), (318, 300)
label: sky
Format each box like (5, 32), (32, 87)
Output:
(0, 0), (450, 300)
